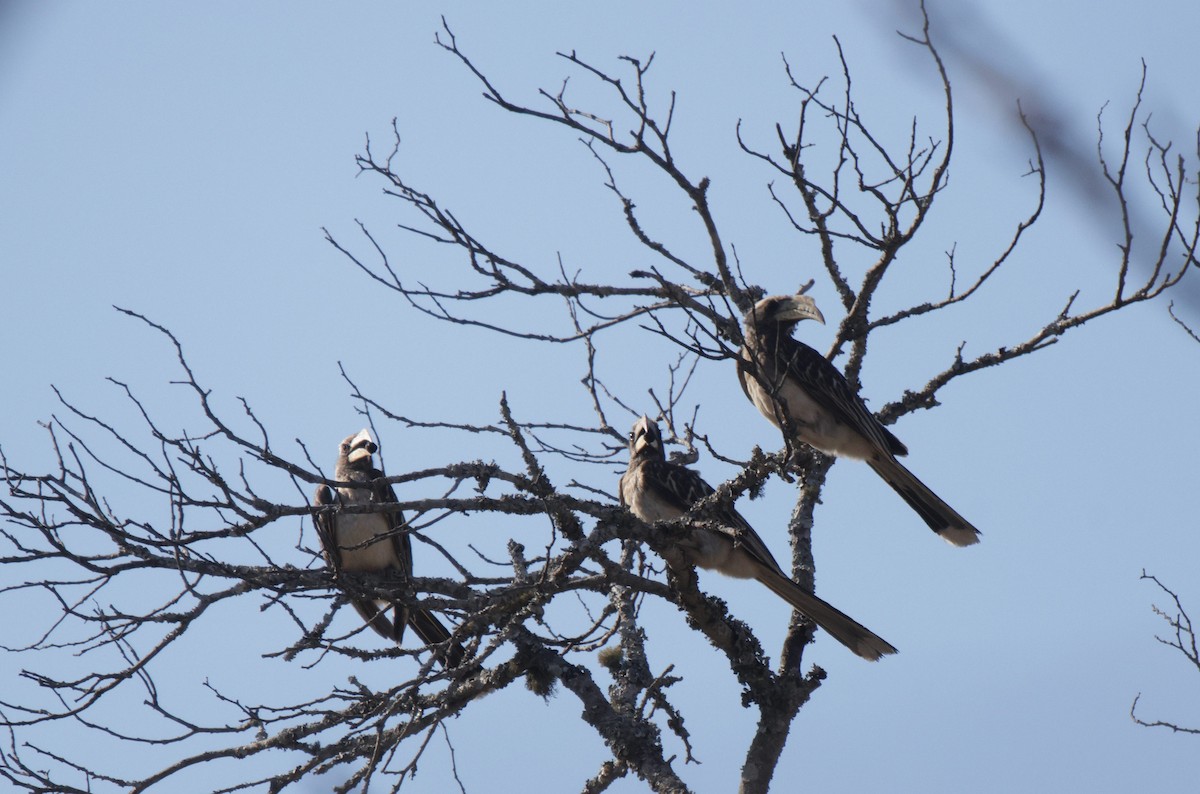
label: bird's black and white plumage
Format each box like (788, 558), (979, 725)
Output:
(619, 416), (896, 662)
(313, 429), (465, 667)
(738, 294), (981, 547)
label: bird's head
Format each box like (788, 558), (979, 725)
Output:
(339, 428), (378, 471)
(628, 415), (663, 459)
(747, 294), (826, 334)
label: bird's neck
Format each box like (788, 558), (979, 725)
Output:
(744, 322), (793, 357)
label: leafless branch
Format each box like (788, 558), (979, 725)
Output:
(1132, 572), (1200, 735)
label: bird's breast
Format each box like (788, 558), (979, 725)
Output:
(620, 466), (685, 524)
(742, 363), (874, 459)
(334, 512), (400, 572)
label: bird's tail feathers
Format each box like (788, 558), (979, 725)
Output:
(350, 598), (406, 644)
(868, 456), (981, 547)
(757, 571), (897, 661)
(409, 607), (467, 668)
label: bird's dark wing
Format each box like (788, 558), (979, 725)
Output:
(313, 484), (341, 570)
(371, 470), (466, 666)
(369, 472), (411, 643)
(644, 458), (793, 578)
(370, 473), (414, 582)
(775, 336), (907, 457)
(642, 457), (716, 514)
(315, 482), (400, 640)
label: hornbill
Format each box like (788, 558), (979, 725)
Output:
(313, 429), (465, 667)
(619, 416), (897, 661)
(738, 293), (981, 547)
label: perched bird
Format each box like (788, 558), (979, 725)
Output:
(619, 416), (896, 661)
(313, 429), (465, 667)
(738, 293), (981, 547)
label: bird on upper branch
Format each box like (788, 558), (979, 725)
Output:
(313, 428), (466, 667)
(618, 416), (897, 661)
(738, 293), (981, 547)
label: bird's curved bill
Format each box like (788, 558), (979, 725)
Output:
(347, 428), (378, 463)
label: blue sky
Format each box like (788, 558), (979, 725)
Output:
(3, 2), (1200, 791)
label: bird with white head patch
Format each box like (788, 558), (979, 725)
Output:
(313, 429), (465, 667)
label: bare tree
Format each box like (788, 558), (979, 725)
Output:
(2, 4), (1198, 792)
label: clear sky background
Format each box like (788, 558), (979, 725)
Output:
(3, 2), (1200, 792)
